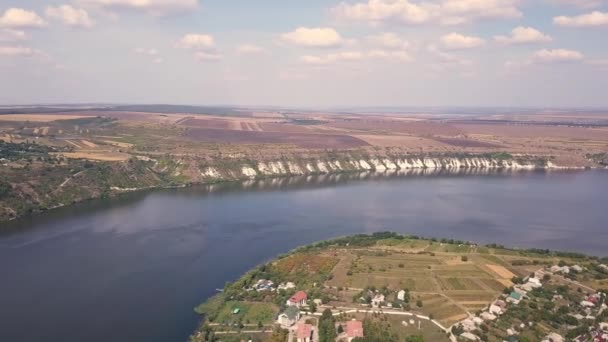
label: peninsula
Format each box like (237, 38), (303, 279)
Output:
(190, 232), (608, 342)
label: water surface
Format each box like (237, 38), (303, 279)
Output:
(0, 170), (607, 342)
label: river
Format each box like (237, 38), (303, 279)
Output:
(0, 169), (606, 342)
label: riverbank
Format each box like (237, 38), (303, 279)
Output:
(191, 233), (608, 342)
(2, 147), (602, 224)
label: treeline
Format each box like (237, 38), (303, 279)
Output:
(0, 140), (64, 161)
(288, 232), (604, 263)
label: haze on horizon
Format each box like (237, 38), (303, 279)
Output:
(0, 0), (607, 107)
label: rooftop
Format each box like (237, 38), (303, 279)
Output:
(289, 290), (307, 303)
(297, 323), (313, 339)
(346, 320), (364, 338)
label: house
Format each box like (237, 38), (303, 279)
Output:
(489, 304), (503, 315)
(572, 265), (583, 272)
(550, 265), (570, 274)
(541, 332), (564, 342)
(254, 279), (275, 291)
(278, 282), (296, 291)
(581, 300), (596, 307)
(472, 317), (483, 325)
(277, 306), (300, 327)
(461, 319), (476, 332)
(287, 291), (308, 307)
(296, 323), (313, 342)
(460, 332), (479, 341)
(599, 264), (608, 272)
(346, 320), (364, 342)
(480, 312), (497, 321)
(494, 300), (507, 309)
(397, 290), (406, 301)
(528, 277), (542, 287)
(371, 294), (385, 308)
(587, 294), (600, 304)
(520, 283), (534, 292)
(513, 283), (534, 296)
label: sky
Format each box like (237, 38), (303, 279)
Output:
(0, 0), (607, 107)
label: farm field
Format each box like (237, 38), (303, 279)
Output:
(1, 105), (607, 165)
(325, 239), (528, 327)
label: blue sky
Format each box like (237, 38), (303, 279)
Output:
(0, 0), (607, 107)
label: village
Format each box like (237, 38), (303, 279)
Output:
(190, 233), (608, 342)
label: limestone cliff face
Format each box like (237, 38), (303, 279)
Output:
(199, 156), (554, 181)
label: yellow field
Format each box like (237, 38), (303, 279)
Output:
(55, 151), (130, 161)
(0, 114), (90, 122)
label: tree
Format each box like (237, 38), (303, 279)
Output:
(318, 309), (336, 342)
(337, 324), (344, 334)
(405, 335), (425, 342)
(416, 299), (423, 308)
(451, 324), (464, 336)
(511, 276), (524, 284)
(268, 327), (289, 342)
(461, 255), (468, 262)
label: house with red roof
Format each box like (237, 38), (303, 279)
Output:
(287, 291), (308, 307)
(346, 320), (364, 342)
(296, 323), (313, 342)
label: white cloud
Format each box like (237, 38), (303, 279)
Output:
(332, 0), (522, 26)
(366, 32), (411, 50)
(0, 45), (42, 57)
(77, 0), (199, 15)
(533, 49), (584, 63)
(0, 29), (27, 42)
(300, 51), (364, 65)
(46, 5), (95, 28)
(281, 27), (344, 48)
(440, 0), (522, 23)
(554, 11), (608, 27)
(494, 26), (552, 44)
(176, 34), (221, 61)
(300, 49), (411, 65)
(332, 0), (433, 25)
(440, 33), (485, 49)
(235, 44), (267, 54)
(505, 48), (586, 71)
(0, 8), (46, 29)
(195, 51), (221, 61)
(176, 34), (215, 50)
